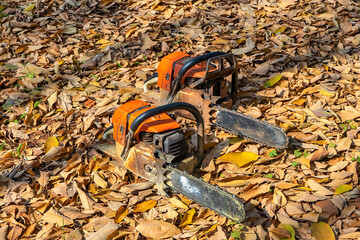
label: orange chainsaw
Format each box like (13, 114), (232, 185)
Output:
(143, 51), (288, 149)
(99, 100), (245, 222)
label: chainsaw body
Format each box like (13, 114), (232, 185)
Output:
(100, 100), (245, 222)
(111, 100), (204, 183)
(140, 52), (288, 149)
(156, 52), (237, 127)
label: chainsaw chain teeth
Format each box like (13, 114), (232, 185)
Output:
(213, 106), (289, 150)
(165, 165), (245, 222)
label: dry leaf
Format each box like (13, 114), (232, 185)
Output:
(44, 136), (59, 153)
(335, 184), (353, 195)
(271, 228), (291, 239)
(264, 75), (283, 88)
(336, 137), (351, 152)
(86, 222), (118, 240)
(328, 161), (349, 171)
(311, 222), (335, 240)
(136, 220), (181, 239)
(115, 206), (128, 223)
(339, 232), (360, 239)
(179, 208), (196, 228)
(58, 91), (73, 114)
(169, 197), (188, 210)
(240, 184), (270, 201)
(133, 200), (157, 213)
(36, 171), (49, 188)
(307, 179), (333, 196)
(232, 38), (255, 55)
(42, 208), (73, 227)
(77, 187), (95, 210)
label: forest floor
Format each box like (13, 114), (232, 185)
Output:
(1, 0), (360, 239)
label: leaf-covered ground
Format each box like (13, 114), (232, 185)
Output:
(1, 0), (360, 239)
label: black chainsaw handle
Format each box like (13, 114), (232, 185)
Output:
(121, 102), (205, 164)
(167, 51), (226, 103)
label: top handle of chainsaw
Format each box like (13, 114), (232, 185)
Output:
(189, 53), (238, 103)
(166, 51), (227, 103)
(121, 102), (205, 165)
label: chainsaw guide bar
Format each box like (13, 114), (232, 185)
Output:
(214, 106), (288, 149)
(165, 165), (245, 222)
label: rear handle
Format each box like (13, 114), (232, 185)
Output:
(166, 52), (226, 103)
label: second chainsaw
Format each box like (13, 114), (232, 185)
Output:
(142, 51), (288, 149)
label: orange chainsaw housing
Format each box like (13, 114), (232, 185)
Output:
(112, 100), (180, 145)
(157, 52), (216, 91)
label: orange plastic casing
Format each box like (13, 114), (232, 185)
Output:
(112, 100), (180, 145)
(157, 52), (216, 91)
(157, 52), (189, 91)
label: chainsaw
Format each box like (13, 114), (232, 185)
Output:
(99, 99), (246, 222)
(142, 51), (288, 149)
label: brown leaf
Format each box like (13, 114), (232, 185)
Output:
(0, 225), (8, 240)
(140, 33), (156, 51)
(58, 91), (73, 114)
(77, 187), (95, 210)
(36, 171), (49, 188)
(271, 228), (291, 239)
(239, 184), (270, 201)
(86, 222), (118, 240)
(335, 137), (352, 152)
(136, 220), (181, 239)
(307, 179), (333, 196)
(310, 147), (329, 162)
(42, 208), (73, 227)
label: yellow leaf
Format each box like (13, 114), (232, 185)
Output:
(95, 38), (112, 45)
(294, 187), (313, 192)
(275, 26), (287, 35)
(297, 157), (310, 169)
(229, 137), (243, 144)
(301, 86), (319, 95)
(311, 222), (335, 240)
(115, 206), (128, 223)
(24, 3), (35, 11)
(199, 224), (218, 238)
(125, 26), (138, 39)
(179, 208), (196, 228)
(133, 200), (157, 213)
(44, 136), (59, 153)
(90, 80), (100, 86)
(217, 152), (259, 167)
(335, 184), (353, 195)
(264, 75), (283, 88)
(320, 89), (335, 97)
(291, 98), (307, 106)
